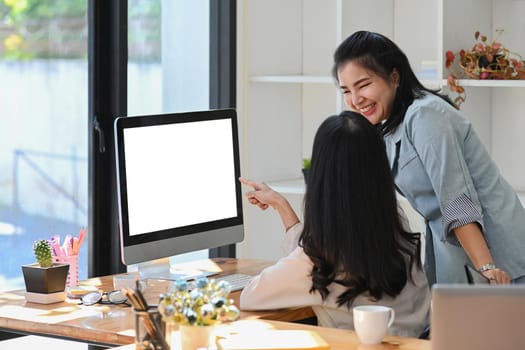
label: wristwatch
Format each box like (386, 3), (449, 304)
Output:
(478, 263), (496, 273)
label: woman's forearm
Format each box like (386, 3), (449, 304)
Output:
(454, 223), (510, 283)
(273, 195), (300, 231)
(453, 223), (493, 270)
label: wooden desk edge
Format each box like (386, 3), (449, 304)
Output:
(109, 319), (431, 350)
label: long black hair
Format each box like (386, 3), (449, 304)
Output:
(300, 111), (421, 307)
(332, 30), (455, 135)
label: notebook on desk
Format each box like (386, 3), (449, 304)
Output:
(431, 284), (525, 350)
(216, 330), (330, 350)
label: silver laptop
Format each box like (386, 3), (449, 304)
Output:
(431, 284), (525, 350)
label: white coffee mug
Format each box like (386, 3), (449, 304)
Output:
(353, 305), (395, 345)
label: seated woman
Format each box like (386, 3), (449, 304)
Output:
(239, 111), (430, 338)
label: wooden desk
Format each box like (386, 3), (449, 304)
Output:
(111, 319), (431, 350)
(0, 335), (97, 349)
(0, 258), (314, 347)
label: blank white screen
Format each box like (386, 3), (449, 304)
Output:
(123, 118), (237, 236)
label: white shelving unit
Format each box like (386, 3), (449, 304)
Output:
(236, 0), (525, 260)
(249, 75), (334, 84)
(440, 0), (525, 192)
(449, 80), (525, 88)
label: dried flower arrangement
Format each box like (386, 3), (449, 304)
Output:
(445, 30), (525, 108)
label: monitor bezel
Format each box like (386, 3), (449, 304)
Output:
(114, 108), (243, 265)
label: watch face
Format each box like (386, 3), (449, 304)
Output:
(479, 263), (496, 272)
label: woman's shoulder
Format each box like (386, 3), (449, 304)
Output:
(406, 93), (451, 117)
(403, 93), (464, 129)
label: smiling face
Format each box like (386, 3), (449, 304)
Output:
(337, 61), (399, 125)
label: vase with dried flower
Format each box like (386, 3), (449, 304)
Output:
(445, 30), (525, 108)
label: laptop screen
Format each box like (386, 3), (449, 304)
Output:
(431, 284), (525, 350)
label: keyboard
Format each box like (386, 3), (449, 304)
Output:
(214, 273), (253, 292)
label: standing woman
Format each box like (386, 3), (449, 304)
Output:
(332, 30), (525, 285)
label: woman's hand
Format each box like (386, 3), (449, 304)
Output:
(239, 177), (300, 231)
(481, 268), (511, 285)
(238, 177), (283, 211)
(454, 223), (511, 284)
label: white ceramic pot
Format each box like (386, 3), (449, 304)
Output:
(178, 324), (215, 350)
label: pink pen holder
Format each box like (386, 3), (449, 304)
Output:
(53, 255), (79, 287)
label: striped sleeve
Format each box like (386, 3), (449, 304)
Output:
(442, 193), (484, 246)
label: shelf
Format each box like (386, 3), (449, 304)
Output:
(249, 75), (334, 84)
(268, 179), (525, 211)
(239, 0), (525, 260)
(440, 79), (525, 88)
(249, 77), (525, 88)
(420, 79), (442, 89)
(267, 178), (305, 195)
(249, 76), (445, 88)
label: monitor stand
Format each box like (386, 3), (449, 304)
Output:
(131, 257), (218, 281)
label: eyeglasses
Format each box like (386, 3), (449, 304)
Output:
(81, 290), (128, 306)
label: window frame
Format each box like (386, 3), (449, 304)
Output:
(87, 0), (236, 276)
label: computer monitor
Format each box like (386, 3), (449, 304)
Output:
(114, 108), (244, 278)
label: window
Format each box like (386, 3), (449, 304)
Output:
(89, 0), (235, 277)
(128, 0), (209, 115)
(0, 0), (235, 288)
(0, 1), (88, 291)
(127, 0), (211, 265)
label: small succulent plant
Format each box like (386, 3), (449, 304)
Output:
(33, 239), (53, 267)
(302, 158), (311, 170)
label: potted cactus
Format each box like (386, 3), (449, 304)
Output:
(21, 239), (70, 303)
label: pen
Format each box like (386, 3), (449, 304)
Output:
(78, 228), (86, 250)
(63, 234), (72, 255)
(73, 237), (79, 255)
(49, 235), (62, 257)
